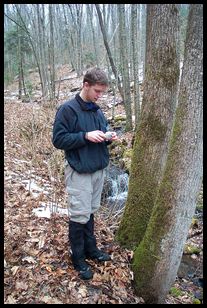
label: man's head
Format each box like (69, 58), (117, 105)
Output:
(81, 68), (109, 102)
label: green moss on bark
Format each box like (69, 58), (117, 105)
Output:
(131, 103), (186, 301)
(115, 116), (168, 248)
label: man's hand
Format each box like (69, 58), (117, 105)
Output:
(85, 130), (106, 143)
(105, 131), (118, 141)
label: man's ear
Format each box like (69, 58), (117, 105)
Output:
(83, 81), (90, 89)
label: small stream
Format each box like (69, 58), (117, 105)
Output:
(102, 164), (129, 212)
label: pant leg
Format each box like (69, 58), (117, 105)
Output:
(91, 168), (106, 214)
(65, 164), (93, 224)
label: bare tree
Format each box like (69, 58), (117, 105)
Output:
(140, 4), (146, 80)
(62, 4), (75, 70)
(48, 4), (55, 99)
(87, 4), (99, 66)
(118, 4), (133, 131)
(131, 4), (140, 128)
(68, 4), (83, 77)
(95, 4), (123, 100)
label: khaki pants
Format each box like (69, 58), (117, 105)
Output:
(65, 162), (106, 224)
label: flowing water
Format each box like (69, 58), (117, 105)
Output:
(102, 164), (129, 212)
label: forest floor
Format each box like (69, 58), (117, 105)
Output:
(4, 66), (203, 304)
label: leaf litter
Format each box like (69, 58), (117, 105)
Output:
(4, 101), (144, 304)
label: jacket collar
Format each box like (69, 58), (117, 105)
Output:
(75, 93), (100, 112)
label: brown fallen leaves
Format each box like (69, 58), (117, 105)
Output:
(4, 102), (144, 304)
(4, 207), (144, 304)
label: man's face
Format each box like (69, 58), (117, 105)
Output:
(84, 82), (108, 102)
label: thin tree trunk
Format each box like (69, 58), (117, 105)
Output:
(95, 4), (123, 100)
(37, 4), (47, 97)
(13, 5), (43, 96)
(49, 4), (55, 99)
(131, 4), (140, 128)
(132, 4), (203, 303)
(17, 27), (22, 100)
(62, 4), (75, 70)
(140, 4), (146, 80)
(87, 5), (99, 66)
(118, 4), (133, 132)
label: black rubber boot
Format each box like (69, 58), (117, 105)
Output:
(69, 220), (93, 280)
(84, 214), (111, 262)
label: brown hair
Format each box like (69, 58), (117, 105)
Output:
(83, 67), (109, 86)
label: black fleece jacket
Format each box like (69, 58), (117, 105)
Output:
(52, 94), (110, 173)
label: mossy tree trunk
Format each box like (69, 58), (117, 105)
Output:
(116, 4), (180, 248)
(132, 4), (203, 304)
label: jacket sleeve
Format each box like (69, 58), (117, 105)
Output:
(52, 105), (87, 151)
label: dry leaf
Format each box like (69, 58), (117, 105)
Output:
(11, 265), (19, 275)
(78, 284), (88, 298)
(38, 235), (45, 249)
(5, 295), (17, 304)
(22, 256), (37, 264)
(16, 281), (28, 291)
(41, 295), (63, 304)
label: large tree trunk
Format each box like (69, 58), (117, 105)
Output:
(132, 4), (203, 304)
(116, 4), (180, 248)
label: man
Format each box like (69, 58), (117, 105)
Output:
(52, 68), (117, 280)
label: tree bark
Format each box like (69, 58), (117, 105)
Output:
(132, 4), (203, 303)
(116, 4), (180, 248)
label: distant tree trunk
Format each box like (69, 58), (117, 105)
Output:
(116, 4), (180, 248)
(37, 4), (47, 97)
(131, 4), (140, 128)
(111, 5), (118, 70)
(95, 4), (123, 100)
(118, 4), (133, 132)
(68, 4), (83, 77)
(132, 4), (203, 303)
(17, 26), (23, 100)
(14, 4), (43, 96)
(76, 4), (83, 77)
(140, 4), (146, 80)
(62, 4), (75, 70)
(49, 4), (55, 99)
(16, 5), (27, 100)
(87, 4), (99, 66)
